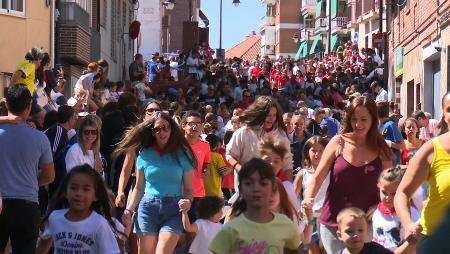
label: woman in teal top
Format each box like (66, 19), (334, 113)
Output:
(118, 112), (197, 253)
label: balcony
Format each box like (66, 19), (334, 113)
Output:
(315, 17), (328, 33)
(299, 19), (315, 41)
(259, 16), (275, 31)
(331, 17), (348, 31)
(59, 2), (90, 32)
(261, 0), (277, 5)
(58, 2), (91, 65)
(301, 0), (317, 14)
(361, 0), (380, 21)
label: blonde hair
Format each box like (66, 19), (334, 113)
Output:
(258, 138), (287, 159)
(76, 114), (102, 156)
(336, 207), (366, 228)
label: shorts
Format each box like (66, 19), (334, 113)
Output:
(134, 193), (183, 235)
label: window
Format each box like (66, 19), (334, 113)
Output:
(1, 0), (25, 16)
(111, 0), (117, 60)
(100, 0), (107, 27)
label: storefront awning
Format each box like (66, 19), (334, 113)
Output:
(295, 41), (306, 60)
(309, 35), (321, 55)
(325, 34), (339, 53)
(301, 42), (308, 59)
(199, 9), (209, 27)
(316, 1), (322, 17)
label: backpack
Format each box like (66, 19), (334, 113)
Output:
(48, 134), (77, 197)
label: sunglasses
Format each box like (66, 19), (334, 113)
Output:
(146, 108), (161, 113)
(186, 122), (202, 128)
(83, 129), (98, 136)
(152, 124), (171, 134)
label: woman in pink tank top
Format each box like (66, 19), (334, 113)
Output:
(302, 96), (393, 254)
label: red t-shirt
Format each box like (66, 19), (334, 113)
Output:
(219, 147), (234, 189)
(190, 139), (211, 198)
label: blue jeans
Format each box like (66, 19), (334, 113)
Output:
(135, 194), (183, 235)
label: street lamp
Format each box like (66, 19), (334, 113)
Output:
(162, 0), (175, 10)
(217, 0), (241, 59)
(233, 0), (240, 7)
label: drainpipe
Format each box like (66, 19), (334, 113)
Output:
(51, 0), (55, 65)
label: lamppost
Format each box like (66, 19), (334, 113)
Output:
(162, 0), (176, 52)
(217, 0), (240, 60)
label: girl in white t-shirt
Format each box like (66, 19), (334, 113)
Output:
(179, 196), (224, 254)
(293, 135), (329, 254)
(36, 164), (121, 254)
(372, 167), (419, 251)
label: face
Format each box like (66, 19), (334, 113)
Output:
(314, 113), (325, 123)
(350, 106), (373, 136)
(261, 152), (283, 175)
(233, 108), (243, 117)
(264, 107), (278, 130)
(283, 116), (292, 132)
(337, 217), (367, 251)
(144, 103), (161, 121)
(81, 125), (98, 148)
(183, 116), (203, 137)
(211, 210), (223, 223)
(65, 173), (96, 213)
(378, 179), (399, 210)
(152, 119), (172, 147)
(292, 116), (305, 134)
(240, 171), (274, 209)
(309, 143), (324, 166)
(404, 120), (418, 137)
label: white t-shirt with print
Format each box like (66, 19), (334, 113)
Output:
(372, 207), (420, 251)
(65, 143), (96, 172)
(42, 209), (120, 254)
(189, 219), (223, 254)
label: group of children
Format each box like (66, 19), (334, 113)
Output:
(33, 133), (424, 254)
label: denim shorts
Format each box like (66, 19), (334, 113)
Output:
(135, 193), (183, 235)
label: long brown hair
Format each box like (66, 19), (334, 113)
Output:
(113, 112), (197, 168)
(275, 179), (299, 222)
(342, 96), (393, 160)
(239, 96), (287, 133)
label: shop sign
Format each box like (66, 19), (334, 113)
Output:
(395, 47), (404, 77)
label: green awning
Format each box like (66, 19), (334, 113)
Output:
(309, 35), (321, 55)
(325, 34), (339, 53)
(302, 42), (308, 59)
(316, 1), (322, 17)
(331, 0), (337, 18)
(294, 42), (305, 60)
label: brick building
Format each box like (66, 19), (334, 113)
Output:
(260, 0), (302, 58)
(390, 0), (450, 118)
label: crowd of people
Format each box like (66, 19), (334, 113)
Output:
(0, 40), (450, 254)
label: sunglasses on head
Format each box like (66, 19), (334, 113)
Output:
(83, 129), (98, 136)
(146, 108), (161, 113)
(152, 124), (171, 134)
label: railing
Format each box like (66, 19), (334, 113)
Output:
(331, 17), (348, 29)
(59, 2), (90, 31)
(299, 28), (315, 41)
(302, 0), (317, 7)
(315, 17), (328, 31)
(259, 16), (275, 30)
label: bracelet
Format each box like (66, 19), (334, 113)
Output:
(232, 162), (239, 170)
(306, 219), (315, 225)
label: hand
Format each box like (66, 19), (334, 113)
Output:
(115, 192), (126, 208)
(385, 140), (393, 148)
(178, 199), (191, 212)
(404, 223), (422, 243)
(301, 198), (314, 211)
(121, 209), (133, 228)
(94, 158), (103, 174)
(202, 168), (210, 178)
(122, 210), (133, 228)
(303, 207), (313, 220)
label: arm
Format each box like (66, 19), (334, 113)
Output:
(38, 162), (55, 186)
(394, 140), (432, 242)
(302, 135), (340, 209)
(293, 169), (303, 198)
(182, 170), (194, 201)
(10, 70), (25, 85)
(35, 238), (53, 254)
(125, 168), (145, 212)
(181, 210), (198, 233)
(393, 241), (416, 254)
(391, 140), (406, 150)
(115, 151), (136, 207)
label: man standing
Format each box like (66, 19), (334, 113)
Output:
(0, 84), (54, 253)
(306, 108), (325, 136)
(371, 80), (388, 102)
(377, 101), (405, 166)
(129, 53), (147, 102)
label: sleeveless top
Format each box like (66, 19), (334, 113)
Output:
(320, 154), (383, 227)
(420, 138), (450, 235)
